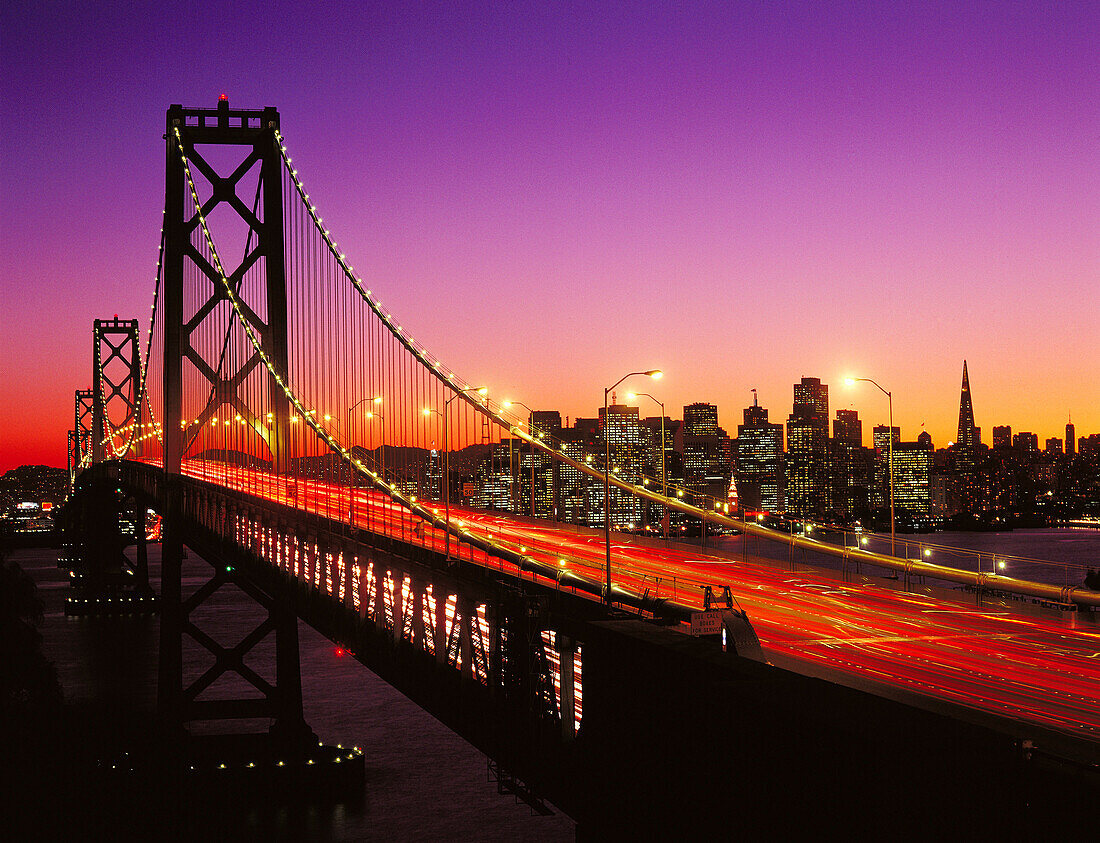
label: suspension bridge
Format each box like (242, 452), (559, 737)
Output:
(61, 99), (1099, 833)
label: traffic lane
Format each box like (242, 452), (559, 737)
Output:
(178, 462), (1100, 743)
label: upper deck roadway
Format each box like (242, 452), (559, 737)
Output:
(177, 459), (1100, 762)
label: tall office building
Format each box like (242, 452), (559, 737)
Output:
(892, 439), (933, 515)
(530, 411), (563, 437)
(872, 424), (901, 508)
(786, 378), (830, 516)
(956, 360), (978, 450)
(599, 402), (646, 527)
(736, 395), (784, 511)
(682, 403), (731, 501)
(794, 378), (829, 423)
(555, 428), (600, 527)
(992, 426), (1012, 450)
(640, 416), (677, 470)
(872, 425), (901, 454)
(743, 393), (769, 427)
(1013, 432), (1039, 454)
(473, 441), (517, 511)
(683, 403), (719, 436)
(831, 409), (870, 517)
(1066, 418), (1076, 456)
(833, 409), (862, 447)
(952, 361), (982, 513)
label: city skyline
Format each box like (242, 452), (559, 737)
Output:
(2, 2), (1098, 470)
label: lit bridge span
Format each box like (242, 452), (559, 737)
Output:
(63, 100), (1099, 833)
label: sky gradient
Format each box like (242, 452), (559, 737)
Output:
(2, 1), (1097, 470)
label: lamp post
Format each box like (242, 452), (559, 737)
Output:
(365, 409), (384, 482)
(627, 391), (667, 540)
(846, 377), (895, 558)
(603, 370), (662, 606)
(424, 385), (487, 563)
(346, 396), (383, 525)
(504, 400), (538, 519)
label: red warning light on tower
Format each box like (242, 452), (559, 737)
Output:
(218, 93), (229, 103)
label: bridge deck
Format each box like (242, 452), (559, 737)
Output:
(169, 458), (1100, 757)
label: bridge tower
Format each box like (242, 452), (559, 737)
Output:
(72, 388), (94, 471)
(160, 99), (309, 750)
(92, 317), (143, 463)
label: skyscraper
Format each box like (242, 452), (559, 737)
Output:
(682, 403), (730, 500)
(831, 409), (871, 517)
(794, 378), (829, 423)
(952, 361), (982, 513)
(786, 378), (830, 516)
(599, 401), (646, 527)
(737, 394), (784, 512)
(683, 403), (719, 436)
(872, 424), (900, 509)
(892, 439), (933, 516)
(833, 409), (862, 447)
(1067, 417), (1076, 456)
(956, 360), (977, 450)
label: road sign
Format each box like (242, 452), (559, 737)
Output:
(690, 609), (723, 636)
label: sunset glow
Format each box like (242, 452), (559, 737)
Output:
(1, 2), (1097, 470)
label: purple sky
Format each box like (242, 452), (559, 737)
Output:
(2, 1), (1098, 470)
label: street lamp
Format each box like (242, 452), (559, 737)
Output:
(846, 376), (896, 558)
(347, 396), (383, 525)
(626, 391), (667, 540)
(423, 385), (487, 562)
(603, 370), (662, 605)
(504, 400), (538, 519)
(348, 396), (384, 467)
(364, 409), (385, 481)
